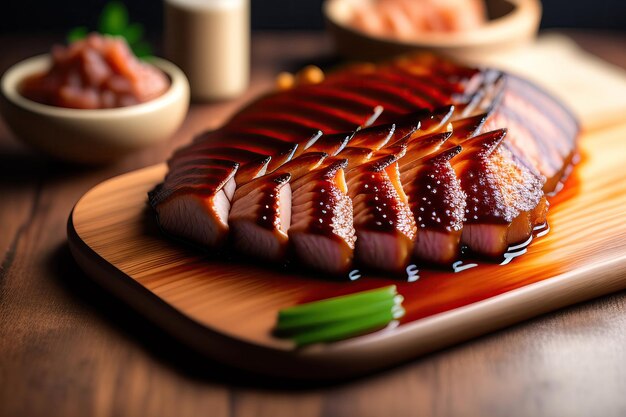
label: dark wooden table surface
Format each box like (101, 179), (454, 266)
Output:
(1, 31), (625, 417)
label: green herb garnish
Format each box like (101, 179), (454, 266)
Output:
(66, 1), (152, 58)
(275, 285), (405, 347)
(98, 1), (129, 36)
(67, 26), (89, 43)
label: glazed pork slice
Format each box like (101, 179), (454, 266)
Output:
(289, 159), (356, 274)
(335, 105), (453, 165)
(148, 158), (239, 247)
(228, 153), (328, 262)
(332, 120), (400, 161)
(306, 117), (395, 157)
(450, 69), (577, 193)
(228, 172), (292, 262)
(347, 149), (417, 273)
(394, 111), (490, 265)
(480, 74), (579, 192)
(400, 132), (465, 265)
(453, 129), (547, 257)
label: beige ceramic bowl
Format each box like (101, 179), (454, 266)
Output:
(324, 0), (542, 62)
(0, 54), (189, 164)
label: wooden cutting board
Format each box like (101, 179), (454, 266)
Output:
(68, 120), (626, 379)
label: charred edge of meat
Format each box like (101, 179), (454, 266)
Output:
(234, 155), (273, 183)
(449, 112), (490, 142)
(390, 105), (455, 135)
(148, 159), (240, 207)
(348, 122), (396, 149)
(306, 131), (354, 156)
(398, 131), (453, 172)
(274, 151), (329, 178)
(365, 145), (407, 173)
(372, 109), (440, 146)
(364, 105), (384, 126)
(459, 71), (506, 118)
(338, 148), (375, 166)
(300, 130), (324, 152)
(264, 143), (299, 173)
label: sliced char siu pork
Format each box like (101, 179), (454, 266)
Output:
(347, 148), (417, 273)
(289, 159), (355, 274)
(321, 56), (577, 193)
(228, 117), (408, 269)
(149, 53), (578, 272)
(399, 132), (465, 265)
(149, 158), (239, 247)
(149, 95), (381, 250)
(395, 110), (546, 263)
(453, 129), (547, 257)
(395, 111), (488, 265)
(480, 74), (579, 193)
(406, 146), (466, 265)
(149, 56), (475, 251)
(149, 128), (315, 248)
(229, 153), (328, 262)
(284, 110), (479, 273)
(228, 121), (401, 264)
(270, 111), (451, 273)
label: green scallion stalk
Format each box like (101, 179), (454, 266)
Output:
(291, 305), (405, 347)
(274, 285), (406, 346)
(276, 295), (403, 333)
(278, 285), (398, 320)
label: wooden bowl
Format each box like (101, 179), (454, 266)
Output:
(323, 0), (542, 61)
(0, 55), (190, 164)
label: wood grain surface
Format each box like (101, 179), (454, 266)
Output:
(68, 113), (626, 378)
(1, 31), (626, 416)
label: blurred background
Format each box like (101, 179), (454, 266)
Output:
(1, 0), (625, 34)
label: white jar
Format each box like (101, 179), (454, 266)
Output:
(165, 0), (250, 101)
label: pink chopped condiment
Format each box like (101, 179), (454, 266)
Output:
(20, 34), (170, 109)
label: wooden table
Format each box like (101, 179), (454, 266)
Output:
(1, 31), (625, 417)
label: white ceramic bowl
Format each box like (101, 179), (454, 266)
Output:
(0, 54), (190, 164)
(324, 0), (542, 61)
